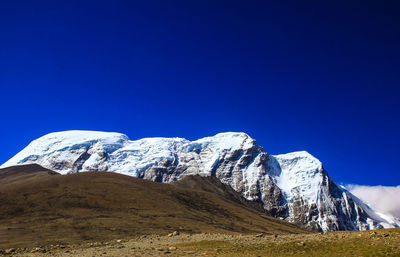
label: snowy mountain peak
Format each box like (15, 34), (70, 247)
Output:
(184, 132), (259, 153)
(273, 151), (323, 173)
(33, 130), (129, 146)
(1, 131), (129, 171)
(1, 130), (398, 232)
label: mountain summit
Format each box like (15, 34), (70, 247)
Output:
(2, 130), (399, 232)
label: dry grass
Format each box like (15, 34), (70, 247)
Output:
(5, 228), (400, 256)
(175, 228), (400, 256)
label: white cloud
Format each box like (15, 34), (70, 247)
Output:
(346, 184), (400, 218)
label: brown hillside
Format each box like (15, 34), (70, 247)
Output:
(171, 175), (267, 213)
(0, 164), (308, 248)
(0, 164), (58, 185)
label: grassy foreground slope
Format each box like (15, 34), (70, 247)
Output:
(0, 164), (306, 249)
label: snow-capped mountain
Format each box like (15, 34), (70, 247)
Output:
(2, 130), (399, 232)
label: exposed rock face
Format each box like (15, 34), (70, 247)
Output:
(2, 130), (399, 232)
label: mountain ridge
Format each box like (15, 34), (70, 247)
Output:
(2, 130), (399, 232)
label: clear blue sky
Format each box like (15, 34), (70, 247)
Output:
(1, 1), (399, 186)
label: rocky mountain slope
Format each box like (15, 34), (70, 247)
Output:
(2, 130), (399, 232)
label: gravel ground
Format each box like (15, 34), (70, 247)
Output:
(3, 228), (400, 257)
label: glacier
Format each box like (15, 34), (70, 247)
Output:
(2, 130), (399, 232)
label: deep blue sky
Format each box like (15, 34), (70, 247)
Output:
(1, 1), (399, 186)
